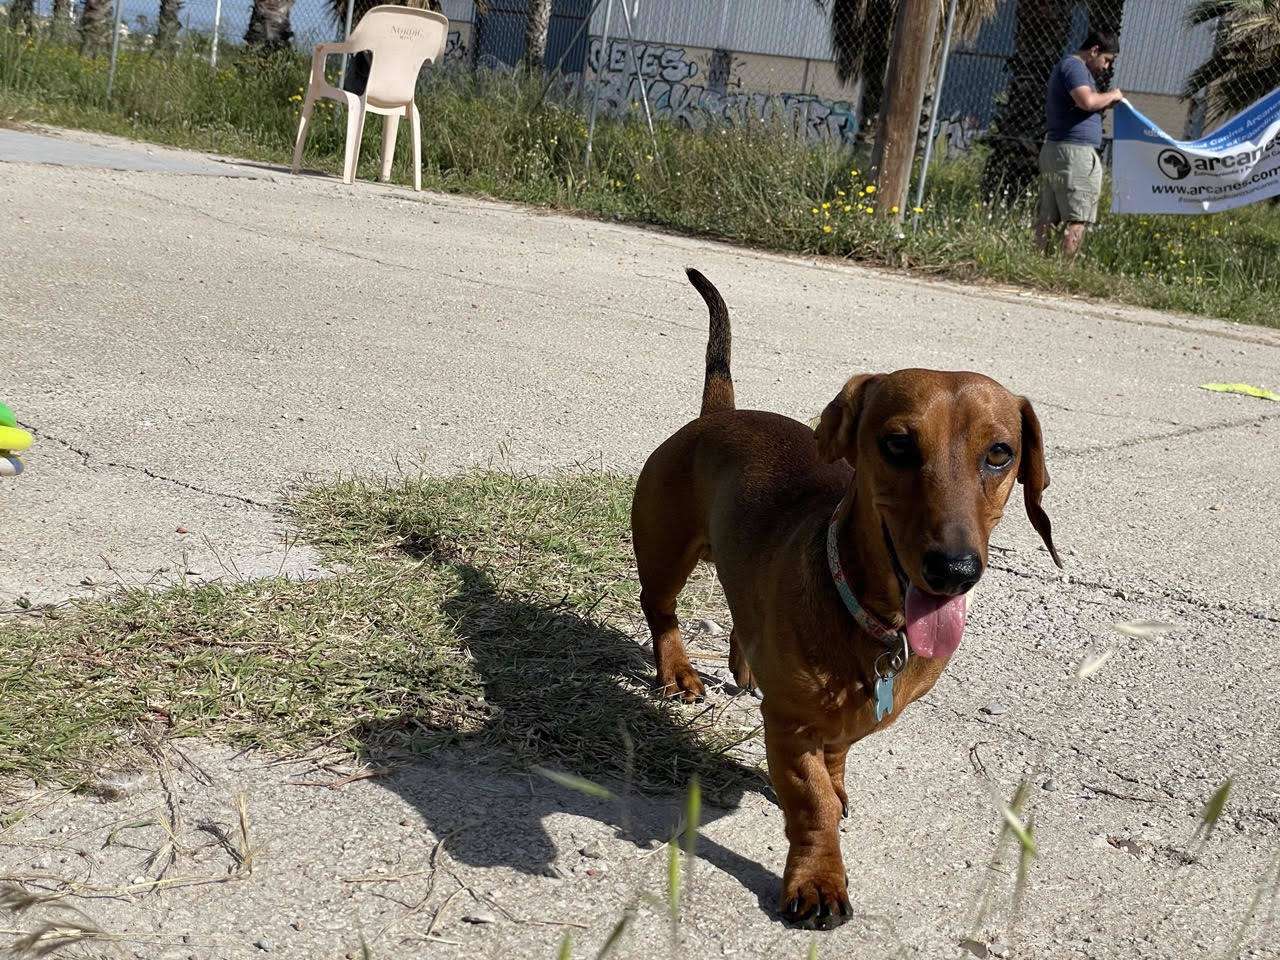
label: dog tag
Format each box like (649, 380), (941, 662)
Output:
(874, 673), (894, 722)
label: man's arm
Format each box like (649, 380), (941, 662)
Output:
(1070, 85), (1124, 112)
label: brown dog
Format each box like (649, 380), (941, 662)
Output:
(631, 270), (1061, 930)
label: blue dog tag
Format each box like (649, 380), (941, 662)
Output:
(874, 673), (894, 722)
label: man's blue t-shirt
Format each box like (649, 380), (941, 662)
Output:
(1045, 55), (1102, 147)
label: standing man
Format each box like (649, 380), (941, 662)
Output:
(1035, 31), (1123, 256)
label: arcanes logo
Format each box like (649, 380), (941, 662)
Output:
(1158, 149), (1192, 180)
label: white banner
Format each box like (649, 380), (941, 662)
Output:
(1111, 87), (1280, 214)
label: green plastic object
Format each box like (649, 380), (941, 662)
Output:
(0, 402), (14, 429)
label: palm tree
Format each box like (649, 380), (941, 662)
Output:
(245, 0), (298, 54)
(79, 0), (114, 55)
(829, 0), (897, 137)
(51, 0), (74, 39)
(524, 0), (552, 73)
(7, 0), (35, 31)
(826, 0), (999, 141)
(155, 0), (183, 53)
(1184, 0), (1280, 128)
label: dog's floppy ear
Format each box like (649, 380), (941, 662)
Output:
(815, 374), (879, 465)
(1018, 398), (1062, 568)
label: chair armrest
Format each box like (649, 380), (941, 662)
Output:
(314, 40), (356, 57)
(306, 41), (357, 92)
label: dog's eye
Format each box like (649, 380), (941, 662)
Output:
(986, 443), (1014, 468)
(881, 434), (913, 461)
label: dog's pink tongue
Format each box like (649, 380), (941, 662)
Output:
(905, 587), (967, 659)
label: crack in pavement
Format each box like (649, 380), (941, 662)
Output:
(25, 425), (274, 509)
(988, 559), (1280, 629)
(931, 696), (1180, 796)
(1053, 410), (1278, 458)
(933, 698), (1280, 832)
(1037, 400), (1187, 427)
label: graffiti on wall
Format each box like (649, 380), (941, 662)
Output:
(582, 38), (859, 144)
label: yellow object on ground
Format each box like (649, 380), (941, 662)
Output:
(1200, 383), (1280, 402)
(0, 424), (32, 451)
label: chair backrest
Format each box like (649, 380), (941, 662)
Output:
(347, 6), (449, 106)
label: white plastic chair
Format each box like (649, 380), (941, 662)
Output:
(291, 6), (448, 191)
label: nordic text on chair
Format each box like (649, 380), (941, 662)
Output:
(291, 6), (448, 191)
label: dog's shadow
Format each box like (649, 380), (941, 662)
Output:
(354, 557), (778, 912)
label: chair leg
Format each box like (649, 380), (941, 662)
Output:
(410, 102), (422, 193)
(343, 95), (366, 185)
(291, 97), (315, 174)
(380, 113), (400, 183)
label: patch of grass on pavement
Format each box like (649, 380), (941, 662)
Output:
(3, 29), (1279, 328)
(0, 470), (756, 797)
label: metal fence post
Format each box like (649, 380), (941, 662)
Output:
(911, 0), (959, 233)
(105, 0), (125, 104)
(210, 0), (222, 68)
(583, 0), (615, 177)
(618, 0), (658, 162)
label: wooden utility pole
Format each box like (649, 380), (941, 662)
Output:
(871, 0), (941, 225)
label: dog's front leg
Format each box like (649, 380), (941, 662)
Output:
(763, 709), (851, 930)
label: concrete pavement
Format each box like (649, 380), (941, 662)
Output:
(1, 126), (1278, 959)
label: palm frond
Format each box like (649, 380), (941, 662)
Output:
(954, 0), (1000, 43)
(1183, 0), (1280, 126)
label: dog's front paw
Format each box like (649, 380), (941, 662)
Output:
(657, 662), (705, 702)
(779, 873), (851, 930)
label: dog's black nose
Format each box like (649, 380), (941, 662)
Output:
(921, 550), (983, 594)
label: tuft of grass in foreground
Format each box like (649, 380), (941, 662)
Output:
(3, 29), (1279, 328)
(0, 470), (757, 798)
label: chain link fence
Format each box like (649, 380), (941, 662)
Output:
(4, 0), (1277, 208)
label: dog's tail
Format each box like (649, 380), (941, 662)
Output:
(687, 268), (735, 416)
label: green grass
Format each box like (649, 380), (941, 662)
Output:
(0, 469), (757, 797)
(3, 27), (1279, 327)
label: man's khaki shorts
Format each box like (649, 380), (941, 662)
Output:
(1038, 141), (1102, 223)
